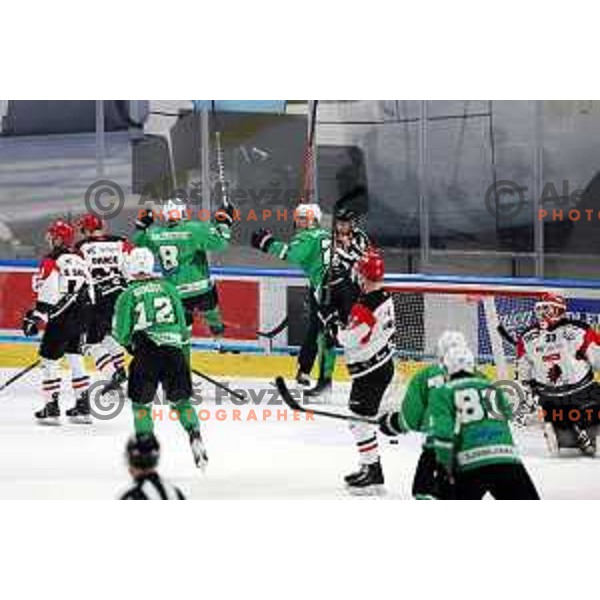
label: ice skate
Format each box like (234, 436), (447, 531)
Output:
(189, 430), (208, 470)
(34, 394), (61, 425)
(346, 461), (385, 495)
(66, 391), (92, 424)
(303, 378), (332, 403)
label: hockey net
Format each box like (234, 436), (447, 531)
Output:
(388, 283), (545, 382)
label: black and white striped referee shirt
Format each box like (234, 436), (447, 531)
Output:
(120, 473), (186, 500)
(331, 227), (370, 284)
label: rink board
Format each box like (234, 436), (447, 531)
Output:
(1, 261), (600, 380)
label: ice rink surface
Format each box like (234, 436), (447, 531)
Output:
(1, 367), (599, 499)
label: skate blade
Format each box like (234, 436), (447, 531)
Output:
(194, 458), (208, 472)
(35, 417), (61, 426)
(346, 484), (386, 497)
(68, 415), (92, 425)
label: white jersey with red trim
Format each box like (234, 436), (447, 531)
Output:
(32, 247), (92, 320)
(517, 318), (600, 394)
(75, 234), (133, 298)
(337, 289), (395, 378)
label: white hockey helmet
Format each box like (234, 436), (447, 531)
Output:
(295, 203), (322, 226)
(125, 247), (155, 278)
(436, 330), (468, 360)
(161, 197), (187, 222)
(443, 345), (475, 376)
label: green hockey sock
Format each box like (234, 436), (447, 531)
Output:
(317, 333), (337, 380)
(171, 399), (200, 434)
(132, 402), (154, 436)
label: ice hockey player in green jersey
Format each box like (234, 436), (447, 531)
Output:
(379, 330), (469, 499)
(427, 345), (539, 500)
(112, 247), (208, 470)
(134, 198), (233, 359)
(251, 203), (336, 398)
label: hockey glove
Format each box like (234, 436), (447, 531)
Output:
(135, 209), (155, 231)
(209, 322), (225, 336)
(251, 228), (275, 253)
(22, 309), (44, 337)
(318, 306), (340, 344)
(215, 204), (235, 228)
(378, 412), (404, 437)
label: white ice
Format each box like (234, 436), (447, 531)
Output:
(0, 367), (598, 499)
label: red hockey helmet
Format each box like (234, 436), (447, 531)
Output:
(535, 292), (567, 326)
(47, 220), (75, 247)
(78, 213), (103, 233)
(356, 247), (385, 282)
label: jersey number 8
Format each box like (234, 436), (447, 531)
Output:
(159, 245), (179, 271)
(454, 388), (503, 425)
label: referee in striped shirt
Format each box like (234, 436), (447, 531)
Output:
(120, 434), (186, 500)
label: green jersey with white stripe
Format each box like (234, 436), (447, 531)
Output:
(133, 220), (230, 299)
(266, 226), (331, 291)
(398, 364), (446, 433)
(429, 374), (519, 472)
(112, 277), (189, 349)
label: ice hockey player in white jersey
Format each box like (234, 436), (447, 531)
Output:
(517, 292), (600, 455)
(75, 213), (132, 393)
(334, 246), (395, 493)
(22, 220), (94, 423)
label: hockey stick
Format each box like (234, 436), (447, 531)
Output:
(497, 324), (517, 347)
(191, 368), (246, 402)
(274, 376), (378, 424)
(0, 359), (41, 394)
(221, 317), (288, 339)
(257, 317), (288, 339)
(211, 102), (232, 211)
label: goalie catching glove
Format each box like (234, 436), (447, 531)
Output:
(251, 228), (275, 253)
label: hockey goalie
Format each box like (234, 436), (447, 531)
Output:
(517, 292), (600, 455)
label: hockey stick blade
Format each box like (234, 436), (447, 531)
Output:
(274, 376), (378, 424)
(257, 317), (288, 339)
(192, 368), (246, 402)
(0, 359), (41, 394)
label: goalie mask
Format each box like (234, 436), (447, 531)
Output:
(535, 292), (566, 328)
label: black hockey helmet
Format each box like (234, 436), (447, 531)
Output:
(335, 206), (358, 222)
(125, 434), (160, 470)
